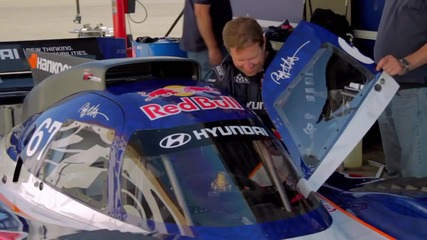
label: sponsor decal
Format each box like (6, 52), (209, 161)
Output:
(159, 125), (268, 148)
(78, 102), (110, 120)
(271, 41), (310, 84)
(28, 53), (71, 74)
(247, 101), (264, 110)
(25, 118), (62, 160)
(304, 71), (316, 102)
(0, 44), (24, 72)
(303, 123), (316, 139)
(159, 133), (192, 148)
(234, 73), (249, 84)
(0, 48), (20, 60)
(83, 69), (102, 82)
(350, 202), (368, 211)
(139, 85), (221, 101)
(192, 125), (268, 140)
(304, 113), (316, 120)
(24, 45), (89, 56)
(321, 200), (336, 212)
(140, 88), (179, 101)
(141, 96), (243, 120)
(215, 65), (224, 77)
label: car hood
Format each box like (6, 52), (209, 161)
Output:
(262, 21), (399, 193)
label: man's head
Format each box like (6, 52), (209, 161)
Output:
(223, 17), (267, 77)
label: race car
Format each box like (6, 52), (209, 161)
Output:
(0, 21), (398, 239)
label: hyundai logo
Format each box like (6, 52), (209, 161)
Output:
(159, 133), (192, 148)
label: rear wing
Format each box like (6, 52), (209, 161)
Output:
(0, 38), (127, 135)
(24, 50), (94, 86)
(21, 53), (201, 120)
(0, 37), (126, 100)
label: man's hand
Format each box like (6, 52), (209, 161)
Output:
(208, 47), (223, 66)
(376, 55), (406, 76)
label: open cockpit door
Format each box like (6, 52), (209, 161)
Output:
(262, 21), (399, 194)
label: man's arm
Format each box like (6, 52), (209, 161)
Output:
(376, 43), (427, 76)
(208, 65), (224, 86)
(193, 3), (223, 65)
(209, 63), (235, 98)
(405, 43), (427, 71)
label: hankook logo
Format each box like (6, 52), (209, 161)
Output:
(159, 133), (192, 148)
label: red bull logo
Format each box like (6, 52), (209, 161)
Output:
(139, 85), (221, 101)
(139, 85), (242, 120)
(141, 96), (244, 120)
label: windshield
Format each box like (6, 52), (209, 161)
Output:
(121, 119), (320, 227)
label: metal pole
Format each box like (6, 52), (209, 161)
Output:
(112, 0), (132, 57)
(112, 0), (127, 40)
(73, 0), (82, 24)
(165, 9), (184, 37)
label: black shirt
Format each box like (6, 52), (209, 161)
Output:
(374, 0), (427, 85)
(209, 42), (276, 130)
(180, 0), (232, 52)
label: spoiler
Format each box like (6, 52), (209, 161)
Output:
(21, 55), (201, 121)
(24, 50), (94, 86)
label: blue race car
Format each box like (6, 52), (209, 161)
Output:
(0, 21), (404, 239)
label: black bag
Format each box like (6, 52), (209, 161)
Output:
(310, 9), (365, 123)
(310, 8), (353, 43)
(264, 20), (294, 43)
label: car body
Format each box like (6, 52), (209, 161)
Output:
(0, 22), (399, 239)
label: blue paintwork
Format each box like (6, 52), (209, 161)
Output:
(320, 172), (427, 240)
(348, 193), (427, 239)
(103, 80), (254, 137)
(187, 208), (332, 240)
(263, 21), (379, 178)
(3, 75), (333, 239)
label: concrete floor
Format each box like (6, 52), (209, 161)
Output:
(345, 123), (387, 178)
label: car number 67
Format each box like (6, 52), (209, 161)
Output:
(26, 118), (62, 160)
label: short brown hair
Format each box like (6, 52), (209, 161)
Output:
(222, 17), (264, 51)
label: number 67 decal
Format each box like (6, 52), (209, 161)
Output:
(26, 118), (62, 160)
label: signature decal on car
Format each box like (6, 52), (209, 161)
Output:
(78, 102), (110, 121)
(271, 40), (310, 84)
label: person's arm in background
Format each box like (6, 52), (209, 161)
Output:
(193, 3), (223, 65)
(406, 43), (427, 71)
(376, 43), (427, 76)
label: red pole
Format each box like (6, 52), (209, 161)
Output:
(112, 0), (132, 57)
